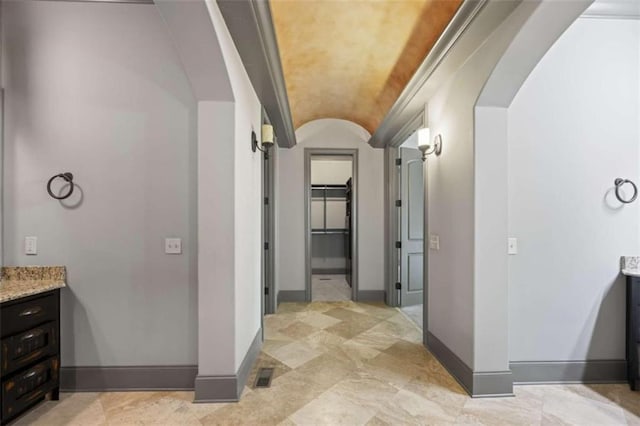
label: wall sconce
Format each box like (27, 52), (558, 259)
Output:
(417, 128), (442, 161)
(251, 124), (275, 157)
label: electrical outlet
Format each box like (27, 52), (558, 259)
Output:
(429, 234), (440, 251)
(25, 236), (38, 255)
(508, 237), (518, 255)
(165, 238), (182, 255)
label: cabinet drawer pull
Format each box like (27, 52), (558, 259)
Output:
(22, 366), (44, 380)
(18, 307), (43, 317)
(22, 371), (36, 380)
(20, 330), (44, 341)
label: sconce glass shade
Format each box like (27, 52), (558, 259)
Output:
(418, 129), (443, 161)
(262, 124), (274, 146)
(417, 127), (431, 149)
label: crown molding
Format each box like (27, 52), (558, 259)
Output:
(217, 0), (297, 148)
(369, 0), (488, 148)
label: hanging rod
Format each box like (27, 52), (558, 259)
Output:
(311, 184), (347, 189)
(312, 229), (348, 234)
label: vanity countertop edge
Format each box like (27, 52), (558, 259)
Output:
(0, 266), (67, 304)
(621, 256), (640, 278)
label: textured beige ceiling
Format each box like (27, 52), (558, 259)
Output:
(270, 0), (463, 134)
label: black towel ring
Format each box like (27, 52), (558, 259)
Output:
(47, 172), (74, 200)
(614, 178), (637, 204)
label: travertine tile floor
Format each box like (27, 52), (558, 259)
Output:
(311, 274), (351, 301)
(15, 301), (640, 425)
(400, 303), (423, 329)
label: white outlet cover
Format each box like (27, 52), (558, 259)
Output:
(508, 237), (518, 255)
(429, 234), (440, 251)
(165, 238), (182, 255)
(25, 236), (38, 255)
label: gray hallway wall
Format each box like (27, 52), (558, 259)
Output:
(277, 119), (384, 295)
(1, 1), (198, 366)
(507, 17), (640, 363)
(425, 0), (593, 395)
(426, 0), (529, 371)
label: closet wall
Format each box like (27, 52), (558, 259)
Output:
(311, 158), (351, 273)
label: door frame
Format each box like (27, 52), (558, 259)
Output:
(422, 156), (429, 344)
(261, 108), (276, 315)
(399, 147), (425, 307)
(304, 148), (358, 302)
(385, 146), (400, 307)
(383, 107), (429, 344)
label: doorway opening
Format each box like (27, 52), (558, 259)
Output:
(305, 149), (358, 302)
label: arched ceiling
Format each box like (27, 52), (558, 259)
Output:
(270, 0), (463, 134)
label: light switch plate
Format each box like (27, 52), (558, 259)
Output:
(25, 236), (37, 255)
(508, 237), (518, 255)
(429, 234), (440, 251)
(165, 238), (182, 255)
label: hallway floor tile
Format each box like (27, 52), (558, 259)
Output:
(14, 301), (640, 425)
(311, 275), (351, 301)
(400, 303), (423, 329)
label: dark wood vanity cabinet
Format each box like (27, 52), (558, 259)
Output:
(627, 276), (640, 391)
(0, 290), (60, 424)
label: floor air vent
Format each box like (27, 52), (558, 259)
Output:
(254, 368), (274, 388)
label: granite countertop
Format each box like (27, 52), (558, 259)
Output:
(0, 266), (66, 303)
(621, 256), (640, 277)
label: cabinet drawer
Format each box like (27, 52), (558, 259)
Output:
(1, 322), (58, 377)
(2, 356), (59, 422)
(1, 292), (58, 338)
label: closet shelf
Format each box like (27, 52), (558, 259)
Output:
(312, 229), (348, 235)
(311, 184), (347, 189)
(311, 181), (349, 234)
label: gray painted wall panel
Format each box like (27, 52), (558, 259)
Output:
(427, 0), (544, 371)
(276, 119), (384, 292)
(474, 0), (591, 375)
(507, 17), (640, 362)
(197, 102), (236, 375)
(155, 0), (233, 102)
(2, 1), (197, 366)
